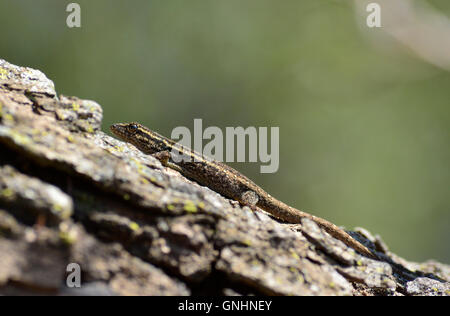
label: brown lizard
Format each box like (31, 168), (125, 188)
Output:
(110, 122), (377, 259)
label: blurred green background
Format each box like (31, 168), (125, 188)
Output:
(0, 0), (448, 262)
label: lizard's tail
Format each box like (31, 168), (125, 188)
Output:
(257, 195), (377, 259)
(309, 215), (377, 259)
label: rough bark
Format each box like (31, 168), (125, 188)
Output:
(0, 58), (448, 296)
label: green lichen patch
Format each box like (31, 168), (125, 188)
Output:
(51, 203), (72, 220)
(0, 67), (8, 80)
(59, 230), (77, 245)
(0, 101), (14, 123)
(3, 113), (14, 123)
(86, 124), (94, 134)
(0, 210), (21, 237)
(66, 135), (75, 143)
(114, 145), (125, 152)
(197, 202), (206, 209)
(9, 130), (32, 146)
(183, 200), (198, 213)
(129, 221), (140, 232)
(288, 267), (296, 273)
(132, 159), (145, 172)
(290, 250), (300, 261)
(72, 102), (80, 112)
(242, 239), (252, 247)
(0, 166), (73, 226)
(1, 188), (14, 199)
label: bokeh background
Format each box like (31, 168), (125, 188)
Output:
(0, 0), (448, 262)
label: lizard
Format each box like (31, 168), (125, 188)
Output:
(110, 122), (377, 259)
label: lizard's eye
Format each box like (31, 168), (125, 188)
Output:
(129, 124), (139, 131)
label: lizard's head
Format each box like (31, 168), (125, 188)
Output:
(110, 122), (171, 154)
(110, 122), (140, 138)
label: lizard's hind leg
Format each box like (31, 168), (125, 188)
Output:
(240, 190), (261, 213)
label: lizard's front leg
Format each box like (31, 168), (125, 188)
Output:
(152, 151), (183, 173)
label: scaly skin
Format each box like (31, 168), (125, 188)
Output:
(110, 122), (377, 259)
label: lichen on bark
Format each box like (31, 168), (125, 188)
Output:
(0, 59), (448, 296)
